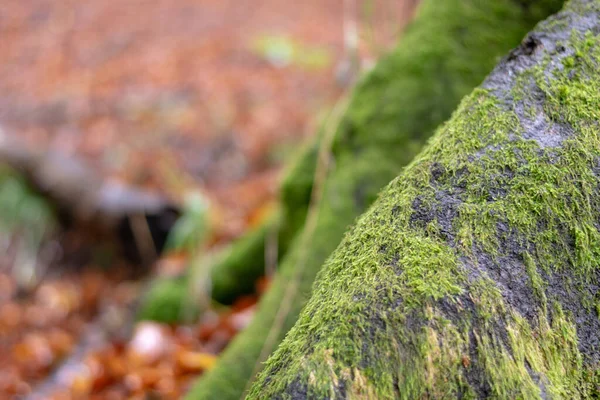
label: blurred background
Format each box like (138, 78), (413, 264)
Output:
(0, 0), (415, 398)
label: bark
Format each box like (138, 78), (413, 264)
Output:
(185, 0), (564, 398)
(249, 0), (600, 398)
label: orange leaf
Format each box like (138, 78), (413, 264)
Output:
(176, 351), (217, 372)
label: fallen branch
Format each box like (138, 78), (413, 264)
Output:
(0, 128), (180, 265)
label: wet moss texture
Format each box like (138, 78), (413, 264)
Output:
(186, 0), (565, 398)
(249, 1), (600, 398)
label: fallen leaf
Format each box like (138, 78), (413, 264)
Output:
(176, 350), (217, 371)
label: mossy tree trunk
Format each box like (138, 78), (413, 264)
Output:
(248, 0), (600, 398)
(185, 0), (564, 398)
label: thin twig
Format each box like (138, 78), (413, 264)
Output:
(129, 213), (158, 265)
(265, 219), (279, 278)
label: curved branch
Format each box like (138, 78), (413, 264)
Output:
(250, 1), (600, 397)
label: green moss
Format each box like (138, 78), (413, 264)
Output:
(138, 132), (318, 319)
(210, 212), (282, 303)
(0, 165), (56, 258)
(209, 124), (322, 304)
(473, 297), (588, 398)
(248, 2), (600, 398)
(137, 275), (198, 323)
(524, 252), (547, 307)
(185, 0), (566, 398)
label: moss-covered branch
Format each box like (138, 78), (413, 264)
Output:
(249, 1), (600, 397)
(212, 133), (321, 303)
(137, 137), (317, 321)
(186, 0), (564, 398)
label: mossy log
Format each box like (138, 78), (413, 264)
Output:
(137, 138), (317, 322)
(210, 137), (319, 304)
(0, 131), (179, 267)
(186, 0), (564, 398)
(249, 0), (600, 398)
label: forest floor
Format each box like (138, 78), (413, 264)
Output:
(0, 0), (409, 398)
